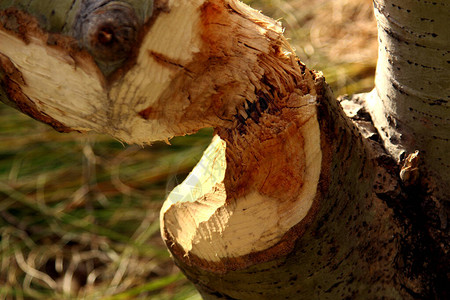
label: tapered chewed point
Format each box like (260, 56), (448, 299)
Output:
(161, 92), (322, 272)
(0, 0), (288, 145)
(0, 0), (213, 143)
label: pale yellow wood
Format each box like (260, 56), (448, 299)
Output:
(0, 30), (107, 131)
(161, 93), (321, 261)
(0, 0), (207, 143)
(1, 1), (446, 297)
(1, 0), (323, 267)
(108, 0), (206, 143)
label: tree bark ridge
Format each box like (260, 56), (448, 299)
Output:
(369, 0), (450, 202)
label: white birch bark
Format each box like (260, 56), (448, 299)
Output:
(368, 0), (450, 201)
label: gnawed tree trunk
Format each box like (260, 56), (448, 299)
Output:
(0, 0), (448, 299)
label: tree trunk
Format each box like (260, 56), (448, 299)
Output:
(368, 0), (450, 202)
(0, 0), (448, 299)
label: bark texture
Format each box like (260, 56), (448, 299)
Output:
(366, 2), (449, 294)
(369, 0), (450, 202)
(0, 0), (448, 299)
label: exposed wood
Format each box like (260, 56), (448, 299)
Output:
(163, 68), (417, 298)
(0, 0), (201, 143)
(0, 0), (448, 299)
(0, 7), (107, 132)
(157, 0), (435, 298)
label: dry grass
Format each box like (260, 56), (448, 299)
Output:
(248, 0), (377, 95)
(0, 0), (377, 299)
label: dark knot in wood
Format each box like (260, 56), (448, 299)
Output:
(73, 0), (143, 68)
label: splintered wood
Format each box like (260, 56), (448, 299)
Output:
(160, 0), (323, 271)
(1, 0), (323, 272)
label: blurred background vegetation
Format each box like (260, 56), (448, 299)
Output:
(0, 0), (377, 299)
